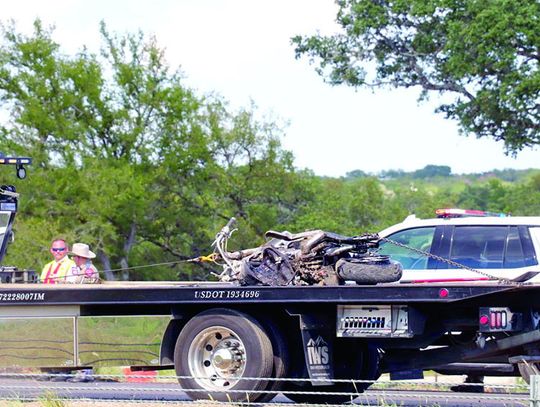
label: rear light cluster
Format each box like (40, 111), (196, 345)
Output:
(479, 307), (522, 332)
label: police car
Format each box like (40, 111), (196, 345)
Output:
(377, 208), (540, 283)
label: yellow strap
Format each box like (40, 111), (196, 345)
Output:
(188, 253), (217, 263)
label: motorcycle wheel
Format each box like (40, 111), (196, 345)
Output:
(336, 258), (402, 284)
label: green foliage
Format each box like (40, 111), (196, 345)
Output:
(0, 20), (311, 280)
(293, 0), (540, 153)
(38, 392), (66, 407)
(504, 174), (540, 215)
(413, 165), (451, 179)
(285, 177), (388, 235)
(345, 169), (368, 179)
(456, 178), (508, 211)
(0, 19), (538, 283)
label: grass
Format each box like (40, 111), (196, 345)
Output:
(38, 391), (66, 407)
(93, 365), (176, 382)
(0, 316), (170, 368)
(0, 392), (67, 407)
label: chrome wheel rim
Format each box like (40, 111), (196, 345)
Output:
(188, 326), (247, 390)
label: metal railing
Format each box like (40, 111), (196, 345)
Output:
(531, 375), (540, 407)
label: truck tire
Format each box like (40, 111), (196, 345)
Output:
(256, 319), (290, 402)
(284, 340), (380, 404)
(174, 308), (273, 402)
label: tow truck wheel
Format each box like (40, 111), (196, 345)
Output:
(174, 308), (273, 402)
(284, 340), (380, 404)
(256, 319), (290, 402)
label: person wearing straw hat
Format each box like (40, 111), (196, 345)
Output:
(41, 238), (77, 284)
(65, 243), (99, 383)
(66, 243), (100, 284)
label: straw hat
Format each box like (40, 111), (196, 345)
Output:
(70, 243), (96, 259)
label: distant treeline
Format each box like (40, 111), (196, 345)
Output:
(346, 165), (537, 182)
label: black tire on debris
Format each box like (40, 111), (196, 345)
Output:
(284, 340), (380, 404)
(336, 258), (402, 284)
(174, 308), (273, 402)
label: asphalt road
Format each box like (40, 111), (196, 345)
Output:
(0, 378), (529, 406)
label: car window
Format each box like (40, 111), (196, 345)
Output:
(449, 226), (506, 268)
(378, 227), (435, 269)
(382, 224), (539, 271)
(505, 228), (525, 267)
(441, 226), (537, 269)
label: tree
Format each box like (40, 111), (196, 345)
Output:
(378, 181), (455, 224)
(413, 165), (451, 179)
(456, 178), (509, 211)
(286, 176), (387, 235)
(141, 99), (315, 279)
(293, 0), (540, 153)
(345, 169), (368, 179)
(502, 174), (540, 215)
(0, 20), (205, 279)
(0, 20), (311, 280)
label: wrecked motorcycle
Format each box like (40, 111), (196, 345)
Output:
(200, 218), (402, 286)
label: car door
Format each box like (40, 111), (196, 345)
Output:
(379, 224), (539, 283)
(432, 225), (539, 282)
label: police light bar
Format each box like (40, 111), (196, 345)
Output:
(0, 157), (32, 165)
(436, 208), (508, 218)
(0, 155), (32, 179)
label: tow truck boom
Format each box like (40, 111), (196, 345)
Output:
(0, 155), (36, 281)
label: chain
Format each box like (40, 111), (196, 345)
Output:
(379, 237), (519, 286)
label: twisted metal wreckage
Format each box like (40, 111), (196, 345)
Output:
(197, 217), (403, 286)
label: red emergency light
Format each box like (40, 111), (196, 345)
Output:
(435, 208), (508, 218)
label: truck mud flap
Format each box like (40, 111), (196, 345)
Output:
(298, 314), (334, 386)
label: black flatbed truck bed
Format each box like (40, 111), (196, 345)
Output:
(0, 281), (528, 307)
(1, 280), (540, 403)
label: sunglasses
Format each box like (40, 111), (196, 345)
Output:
(51, 248), (66, 252)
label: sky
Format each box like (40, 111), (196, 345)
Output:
(2, 0), (539, 177)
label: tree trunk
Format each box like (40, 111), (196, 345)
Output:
(98, 251), (115, 281)
(119, 222), (137, 281)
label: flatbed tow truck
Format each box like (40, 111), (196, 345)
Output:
(1, 156), (540, 403)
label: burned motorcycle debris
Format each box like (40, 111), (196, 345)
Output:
(209, 218), (402, 286)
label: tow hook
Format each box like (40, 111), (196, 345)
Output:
(476, 333), (486, 349)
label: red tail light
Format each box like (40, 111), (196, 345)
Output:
(479, 307), (521, 332)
